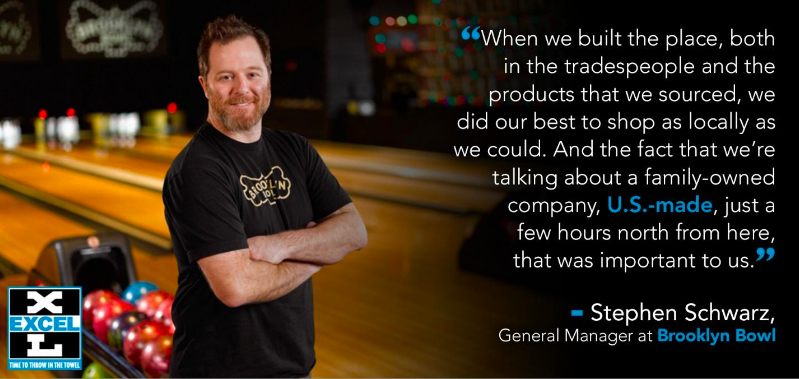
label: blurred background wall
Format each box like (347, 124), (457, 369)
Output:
(1, 0), (567, 152)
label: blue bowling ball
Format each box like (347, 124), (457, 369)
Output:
(122, 281), (158, 305)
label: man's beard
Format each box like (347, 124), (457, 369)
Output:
(208, 83), (271, 132)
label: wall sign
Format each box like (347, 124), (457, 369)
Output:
(0, 0), (39, 61)
(61, 0), (166, 59)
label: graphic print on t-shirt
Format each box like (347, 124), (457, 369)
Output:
(239, 166), (292, 207)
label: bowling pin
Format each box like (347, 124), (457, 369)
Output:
(46, 118), (56, 149)
(58, 116), (72, 151)
(2, 120), (20, 150)
(109, 113), (119, 147)
(56, 116), (64, 142)
(12, 121), (21, 149)
(119, 113), (128, 147)
(68, 116), (79, 145)
(59, 117), (65, 143)
(46, 117), (56, 140)
(122, 113), (131, 147)
(126, 113), (136, 148)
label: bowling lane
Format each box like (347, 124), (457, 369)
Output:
(0, 153), (170, 248)
(121, 135), (510, 189)
(17, 143), (169, 182)
(305, 196), (558, 377)
(113, 138), (177, 161)
(312, 139), (507, 188)
(0, 186), (553, 376)
(16, 143), (504, 214)
(0, 147), (552, 376)
(0, 189), (178, 378)
(0, 185), (553, 376)
(0, 190), (177, 290)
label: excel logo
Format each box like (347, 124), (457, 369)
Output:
(7, 287), (82, 370)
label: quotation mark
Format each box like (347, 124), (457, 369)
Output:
(461, 26), (481, 41)
(755, 247), (775, 261)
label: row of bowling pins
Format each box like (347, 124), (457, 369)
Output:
(107, 112), (141, 148)
(1, 119), (22, 150)
(45, 116), (81, 150)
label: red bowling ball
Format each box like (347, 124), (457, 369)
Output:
(153, 297), (175, 335)
(123, 320), (169, 368)
(140, 335), (173, 378)
(82, 290), (119, 329)
(136, 290), (173, 318)
(92, 299), (134, 343)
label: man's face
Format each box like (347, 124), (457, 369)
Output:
(200, 36), (271, 132)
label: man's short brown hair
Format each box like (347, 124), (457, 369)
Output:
(197, 15), (272, 78)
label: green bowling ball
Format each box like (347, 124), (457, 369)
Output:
(82, 362), (112, 378)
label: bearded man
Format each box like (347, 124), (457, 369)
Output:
(162, 15), (367, 378)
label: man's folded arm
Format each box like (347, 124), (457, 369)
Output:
(197, 248), (320, 308)
(248, 202), (368, 266)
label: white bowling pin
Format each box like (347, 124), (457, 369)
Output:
(46, 117), (56, 140)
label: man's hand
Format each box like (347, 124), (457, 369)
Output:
(247, 221), (318, 264)
(248, 202), (367, 266)
(247, 221), (316, 264)
(247, 235), (284, 264)
(199, 249), (321, 307)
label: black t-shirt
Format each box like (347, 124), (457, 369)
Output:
(162, 122), (352, 377)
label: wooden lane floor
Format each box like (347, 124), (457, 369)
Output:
(311, 196), (560, 377)
(119, 137), (511, 213)
(312, 139), (506, 189)
(0, 152), (171, 249)
(116, 134), (513, 189)
(0, 190), (178, 292)
(0, 141), (555, 375)
(0, 187), (557, 376)
(0, 189), (178, 378)
(15, 143), (505, 215)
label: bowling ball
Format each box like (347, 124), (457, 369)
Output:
(107, 311), (149, 352)
(82, 362), (112, 378)
(136, 290), (173, 318)
(92, 299), (134, 344)
(123, 320), (169, 367)
(140, 335), (173, 378)
(122, 281), (158, 305)
(82, 290), (119, 330)
(153, 297), (175, 335)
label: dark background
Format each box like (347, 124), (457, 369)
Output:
(2, 0), (330, 138)
(2, 0), (795, 376)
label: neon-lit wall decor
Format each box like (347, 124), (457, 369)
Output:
(60, 0), (167, 59)
(0, 0), (40, 61)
